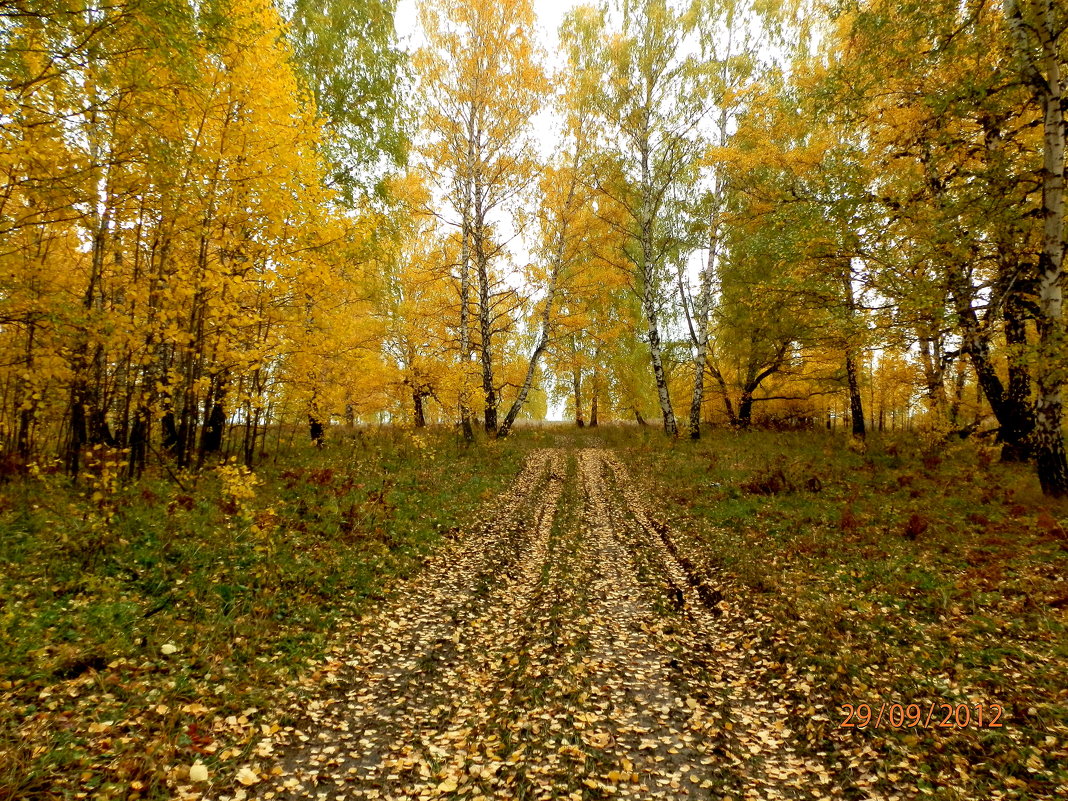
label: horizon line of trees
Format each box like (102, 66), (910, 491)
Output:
(0, 0), (1065, 496)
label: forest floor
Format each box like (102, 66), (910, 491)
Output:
(1, 427), (1066, 801)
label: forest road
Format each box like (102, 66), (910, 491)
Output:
(232, 448), (834, 801)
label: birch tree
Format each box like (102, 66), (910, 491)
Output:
(1003, 0), (1068, 496)
(414, 0), (545, 436)
(563, 0), (709, 436)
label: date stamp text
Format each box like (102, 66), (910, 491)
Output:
(839, 702), (1004, 729)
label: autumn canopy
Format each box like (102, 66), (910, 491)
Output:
(0, 0), (1065, 495)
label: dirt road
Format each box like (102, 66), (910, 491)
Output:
(227, 449), (836, 800)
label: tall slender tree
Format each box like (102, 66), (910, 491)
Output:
(563, 0), (710, 436)
(414, 0), (546, 435)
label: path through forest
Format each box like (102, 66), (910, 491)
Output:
(231, 448), (852, 801)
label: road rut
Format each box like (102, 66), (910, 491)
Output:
(219, 448), (833, 801)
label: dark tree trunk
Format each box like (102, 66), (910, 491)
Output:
(949, 360), (966, 426)
(708, 360), (737, 426)
(1001, 294), (1035, 461)
(66, 384), (88, 477)
(413, 390), (427, 428)
(161, 410), (179, 455)
(573, 368), (584, 428)
(200, 401), (226, 460)
(176, 397), (195, 470)
(841, 260), (866, 438)
(948, 266), (1034, 458)
(16, 322), (38, 462)
(309, 415), (325, 447)
(16, 405), (35, 461)
(128, 410), (148, 479)
(845, 351), (866, 438)
(738, 390), (754, 428)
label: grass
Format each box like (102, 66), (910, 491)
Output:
(613, 427), (1068, 800)
(3, 423), (1066, 800)
(0, 426), (527, 801)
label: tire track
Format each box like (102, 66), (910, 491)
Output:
(570, 448), (737, 799)
(235, 449), (566, 800)
(601, 450), (860, 800)
(208, 445), (842, 801)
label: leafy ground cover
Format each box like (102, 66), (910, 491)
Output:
(617, 427), (1068, 800)
(0, 427), (526, 800)
(3, 425), (1066, 801)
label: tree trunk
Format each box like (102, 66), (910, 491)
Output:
(128, 409), (148, 480)
(498, 254), (562, 439)
(707, 358), (737, 426)
(590, 384), (599, 428)
(1033, 28), (1068, 495)
(471, 144), (498, 435)
(917, 336), (949, 416)
(688, 348), (708, 439)
(66, 216), (109, 477)
(638, 120), (677, 437)
(161, 408), (180, 455)
(476, 252), (497, 434)
(457, 163), (475, 443)
(309, 416), (325, 447)
(413, 389), (427, 428)
(1004, 0), (1067, 495)
(738, 389), (754, 428)
(573, 367), (585, 427)
(947, 265), (1036, 449)
(845, 350), (866, 438)
(842, 261), (865, 438)
(1001, 292), (1034, 460)
(200, 401), (226, 460)
(734, 345), (790, 430)
(644, 296), (677, 435)
(688, 209), (720, 440)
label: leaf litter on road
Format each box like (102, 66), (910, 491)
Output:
(199, 448), (874, 801)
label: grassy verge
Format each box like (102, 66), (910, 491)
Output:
(617, 428), (1068, 800)
(0, 426), (527, 801)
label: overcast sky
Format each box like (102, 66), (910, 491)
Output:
(395, 0), (581, 55)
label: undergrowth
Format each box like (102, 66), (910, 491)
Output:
(0, 426), (526, 801)
(619, 427), (1068, 800)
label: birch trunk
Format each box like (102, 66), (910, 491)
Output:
(1033, 19), (1067, 495)
(1005, 0), (1067, 495)
(638, 115), (677, 436)
(573, 367), (585, 428)
(474, 210), (497, 434)
(498, 262), (560, 438)
(590, 361), (600, 427)
(457, 169), (474, 442)
(688, 221), (718, 439)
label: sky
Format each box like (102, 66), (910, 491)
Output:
(394, 0), (581, 55)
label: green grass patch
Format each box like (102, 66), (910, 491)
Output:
(0, 426), (526, 800)
(618, 428), (1068, 800)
